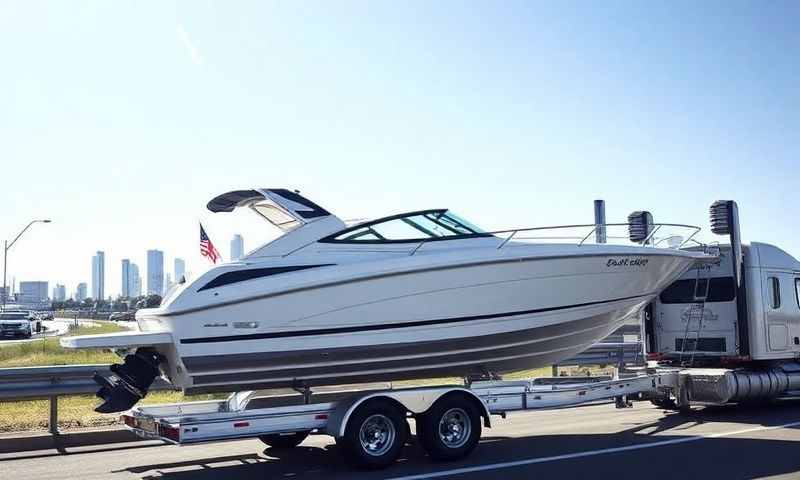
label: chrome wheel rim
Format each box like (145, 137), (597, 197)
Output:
(438, 408), (471, 448)
(359, 414), (396, 456)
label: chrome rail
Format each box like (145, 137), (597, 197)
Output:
(409, 222), (702, 256)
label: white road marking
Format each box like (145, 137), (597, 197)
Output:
(388, 420), (800, 480)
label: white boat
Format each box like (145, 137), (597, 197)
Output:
(63, 188), (713, 412)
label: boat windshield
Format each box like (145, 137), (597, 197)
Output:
(326, 210), (488, 242)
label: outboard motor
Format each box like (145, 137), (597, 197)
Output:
(627, 211), (654, 244)
(93, 350), (162, 413)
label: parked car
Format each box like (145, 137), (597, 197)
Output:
(108, 311), (136, 322)
(0, 311), (36, 338)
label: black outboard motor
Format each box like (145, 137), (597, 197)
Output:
(93, 350), (162, 413)
(627, 211), (654, 244)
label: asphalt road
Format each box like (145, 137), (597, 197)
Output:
(2, 400), (800, 479)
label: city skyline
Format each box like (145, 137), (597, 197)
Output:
(17, 248), (185, 303)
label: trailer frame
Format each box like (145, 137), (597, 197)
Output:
(120, 368), (681, 469)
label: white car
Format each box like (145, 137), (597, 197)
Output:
(0, 310), (36, 338)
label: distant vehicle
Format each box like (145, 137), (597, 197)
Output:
(108, 311), (135, 322)
(0, 311), (37, 338)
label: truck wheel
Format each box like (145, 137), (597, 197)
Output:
(417, 395), (481, 461)
(339, 399), (408, 469)
(259, 431), (310, 448)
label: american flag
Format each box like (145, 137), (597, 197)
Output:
(200, 223), (221, 264)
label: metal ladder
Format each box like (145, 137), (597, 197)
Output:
(679, 267), (712, 366)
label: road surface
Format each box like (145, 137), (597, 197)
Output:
(2, 399), (799, 479)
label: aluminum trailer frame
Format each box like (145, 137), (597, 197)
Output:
(120, 369), (680, 469)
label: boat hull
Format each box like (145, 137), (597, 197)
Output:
(141, 250), (697, 394)
(181, 299), (645, 393)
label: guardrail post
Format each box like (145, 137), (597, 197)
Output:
(49, 395), (60, 436)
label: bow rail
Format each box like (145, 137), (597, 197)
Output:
(409, 222), (701, 256)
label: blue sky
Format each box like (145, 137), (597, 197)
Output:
(1, 1), (798, 298)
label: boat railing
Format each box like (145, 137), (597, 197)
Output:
(409, 222), (701, 256)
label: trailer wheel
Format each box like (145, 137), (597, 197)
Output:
(339, 399), (408, 469)
(417, 395), (481, 461)
(258, 431), (310, 449)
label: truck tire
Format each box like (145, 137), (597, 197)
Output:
(339, 399), (408, 469)
(258, 431), (310, 448)
(417, 394), (481, 461)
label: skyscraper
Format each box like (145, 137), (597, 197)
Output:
(147, 249), (164, 296)
(130, 263), (142, 297)
(121, 259), (131, 297)
(230, 234), (244, 261)
(75, 283), (88, 302)
(92, 251), (105, 300)
(174, 258), (186, 283)
(53, 284), (66, 302)
(19, 281), (49, 306)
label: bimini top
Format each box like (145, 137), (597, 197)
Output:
(207, 188), (333, 232)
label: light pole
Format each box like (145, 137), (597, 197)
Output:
(2, 219), (51, 309)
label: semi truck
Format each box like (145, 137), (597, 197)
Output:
(645, 200), (800, 405)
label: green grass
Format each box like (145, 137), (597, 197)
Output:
(0, 391), (222, 433)
(0, 322), (126, 368)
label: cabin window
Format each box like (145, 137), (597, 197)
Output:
(659, 277), (736, 304)
(326, 210), (487, 243)
(794, 278), (800, 309)
(769, 277), (781, 309)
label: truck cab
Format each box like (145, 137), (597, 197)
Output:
(647, 242), (800, 364)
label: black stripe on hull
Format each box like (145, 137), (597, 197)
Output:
(180, 292), (652, 344)
(184, 303), (644, 393)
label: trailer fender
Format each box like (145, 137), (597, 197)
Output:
(326, 387), (491, 438)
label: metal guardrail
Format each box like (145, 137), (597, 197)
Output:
(0, 364), (175, 435)
(0, 364), (174, 401)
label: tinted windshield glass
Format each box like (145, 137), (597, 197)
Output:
(332, 210), (485, 242)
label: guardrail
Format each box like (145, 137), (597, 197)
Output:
(0, 365), (176, 435)
(0, 335), (643, 436)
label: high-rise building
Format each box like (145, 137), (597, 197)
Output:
(130, 263), (142, 297)
(174, 258), (186, 283)
(75, 283), (88, 302)
(53, 284), (67, 302)
(147, 249), (164, 296)
(230, 234), (244, 261)
(92, 251), (105, 300)
(19, 281), (49, 306)
(121, 259), (131, 297)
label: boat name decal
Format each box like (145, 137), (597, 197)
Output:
(606, 258), (649, 268)
(203, 322), (229, 327)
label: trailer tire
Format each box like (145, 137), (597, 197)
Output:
(339, 399), (408, 470)
(417, 394), (481, 461)
(259, 431), (310, 449)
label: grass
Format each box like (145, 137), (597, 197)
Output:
(0, 391), (222, 433)
(0, 322), (125, 368)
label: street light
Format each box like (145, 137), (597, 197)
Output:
(2, 219), (51, 309)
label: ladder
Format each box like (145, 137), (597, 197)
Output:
(679, 266), (712, 366)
